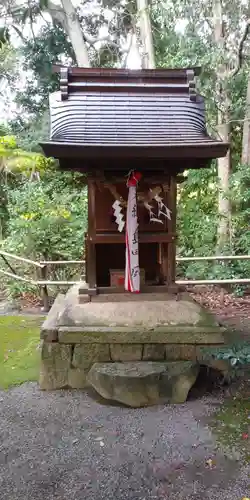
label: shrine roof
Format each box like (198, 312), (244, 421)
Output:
(40, 66), (228, 164)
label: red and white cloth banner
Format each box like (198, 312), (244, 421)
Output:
(125, 171), (142, 293)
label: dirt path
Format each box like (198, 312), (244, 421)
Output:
(0, 383), (249, 500)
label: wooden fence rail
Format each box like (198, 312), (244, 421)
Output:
(176, 255), (250, 262)
(0, 250), (250, 311)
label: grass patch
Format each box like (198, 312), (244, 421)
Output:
(211, 398), (250, 462)
(0, 315), (44, 389)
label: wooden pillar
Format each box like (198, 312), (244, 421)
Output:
(159, 175), (177, 285)
(167, 175), (177, 284)
(87, 179), (97, 294)
(159, 178), (168, 284)
(40, 264), (50, 312)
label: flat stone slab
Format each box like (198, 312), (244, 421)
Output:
(58, 285), (219, 328)
(41, 286), (226, 348)
(87, 361), (199, 407)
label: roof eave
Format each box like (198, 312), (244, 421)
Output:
(40, 141), (229, 161)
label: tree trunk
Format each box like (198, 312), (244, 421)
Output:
(241, 75), (250, 164)
(136, 0), (155, 69)
(213, 0), (231, 250)
(217, 119), (231, 247)
(60, 0), (90, 67)
(47, 0), (90, 67)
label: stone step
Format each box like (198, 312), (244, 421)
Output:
(87, 361), (199, 407)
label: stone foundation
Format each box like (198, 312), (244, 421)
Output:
(39, 285), (229, 405)
(39, 339), (228, 391)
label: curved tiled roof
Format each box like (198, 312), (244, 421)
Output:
(41, 67), (228, 162)
(49, 91), (209, 145)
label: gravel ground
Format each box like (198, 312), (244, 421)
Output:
(0, 383), (249, 500)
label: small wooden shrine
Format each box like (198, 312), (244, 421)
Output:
(41, 66), (228, 297)
(40, 67), (230, 400)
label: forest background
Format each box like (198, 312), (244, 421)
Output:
(0, 0), (250, 298)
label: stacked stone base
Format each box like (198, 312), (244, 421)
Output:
(39, 287), (229, 406)
(40, 337), (228, 391)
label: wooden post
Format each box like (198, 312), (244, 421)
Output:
(40, 265), (50, 312)
(160, 178), (171, 284)
(83, 232), (88, 281)
(87, 179), (97, 294)
(167, 175), (177, 284)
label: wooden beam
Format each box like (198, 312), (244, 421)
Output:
(79, 284), (180, 295)
(90, 232), (176, 244)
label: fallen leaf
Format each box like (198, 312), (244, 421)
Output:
(205, 459), (215, 469)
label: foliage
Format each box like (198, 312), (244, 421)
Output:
(0, 135), (87, 297)
(176, 160), (250, 282)
(15, 24), (75, 115)
(0, 135), (50, 239)
(3, 170), (87, 262)
(177, 167), (218, 256)
(0, 134), (55, 237)
(0, 41), (16, 85)
(0, 135), (53, 177)
(1, 0), (250, 296)
(231, 163), (250, 242)
(211, 341), (250, 367)
(177, 167), (219, 279)
(6, 0), (137, 116)
(0, 315), (42, 389)
(0, 123), (10, 135)
(10, 113), (50, 153)
(152, 0), (250, 134)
